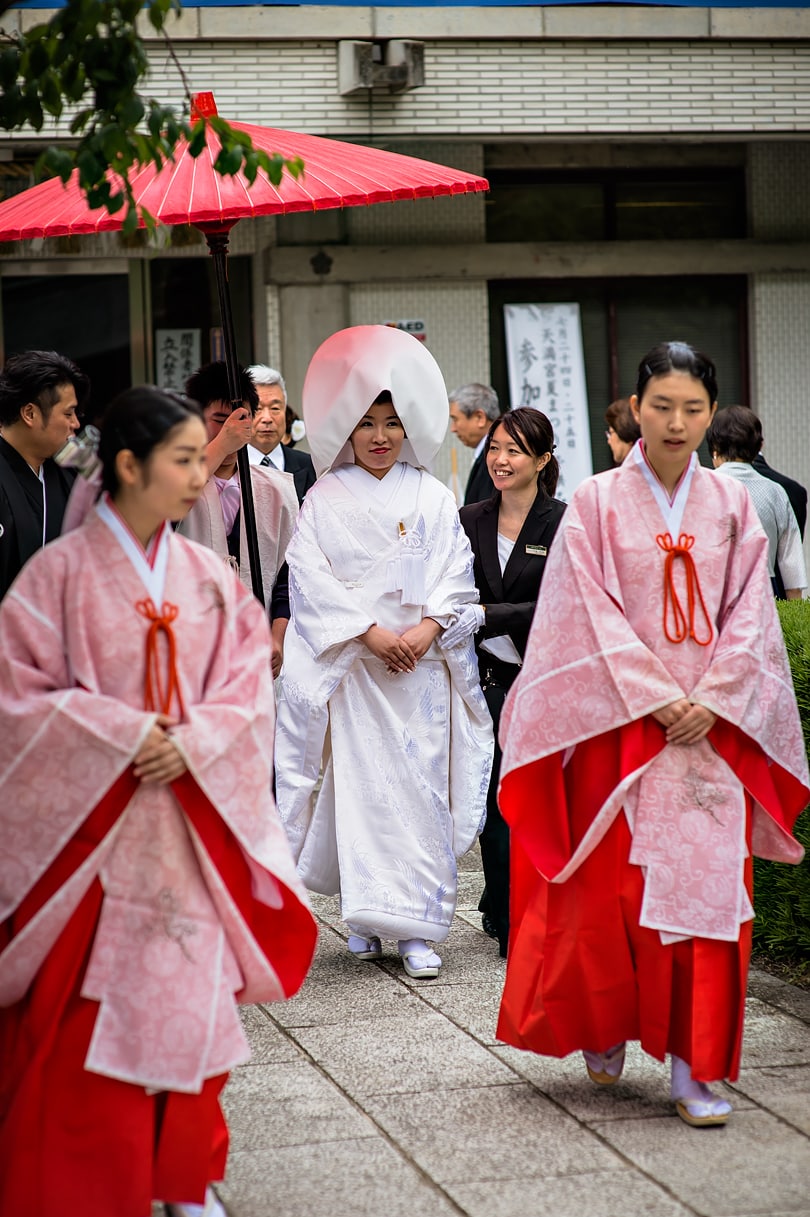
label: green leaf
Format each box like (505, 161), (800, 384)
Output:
(214, 146), (243, 177)
(188, 123), (207, 158)
(117, 94), (144, 129)
(69, 107), (95, 135)
(40, 70), (64, 118)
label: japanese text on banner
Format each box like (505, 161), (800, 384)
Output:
(504, 303), (593, 498)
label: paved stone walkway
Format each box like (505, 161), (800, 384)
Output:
(208, 848), (810, 1217)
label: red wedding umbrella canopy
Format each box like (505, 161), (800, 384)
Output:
(0, 92), (488, 240)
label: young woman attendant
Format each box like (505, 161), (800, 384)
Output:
(496, 342), (808, 1127)
(458, 408), (566, 958)
(275, 325), (493, 981)
(0, 387), (316, 1217)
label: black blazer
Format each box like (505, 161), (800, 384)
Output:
(280, 445), (317, 504)
(459, 488), (566, 658)
(0, 437), (75, 601)
(464, 450), (496, 506)
(753, 454), (807, 538)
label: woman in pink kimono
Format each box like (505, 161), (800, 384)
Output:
(497, 342), (809, 1128)
(0, 386), (317, 1217)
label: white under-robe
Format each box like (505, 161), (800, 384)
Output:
(275, 461), (493, 943)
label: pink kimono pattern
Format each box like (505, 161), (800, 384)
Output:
(499, 450), (808, 944)
(0, 508), (316, 1094)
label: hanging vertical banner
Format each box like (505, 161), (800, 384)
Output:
(155, 328), (201, 391)
(504, 302), (593, 499)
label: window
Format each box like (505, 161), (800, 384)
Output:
(486, 170), (746, 244)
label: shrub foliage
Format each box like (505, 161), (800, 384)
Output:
(753, 600), (810, 964)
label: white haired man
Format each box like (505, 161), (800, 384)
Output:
(247, 365), (316, 505)
(448, 383), (502, 505)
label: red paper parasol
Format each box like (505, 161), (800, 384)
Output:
(0, 93), (489, 601)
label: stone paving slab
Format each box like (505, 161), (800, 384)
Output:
(222, 1061), (374, 1151)
(362, 1083), (624, 1184)
(286, 1008), (518, 1098)
(730, 1062), (810, 1134)
(593, 1108), (810, 1216)
(218, 1140), (463, 1217)
(740, 996), (810, 1066)
(210, 846), (810, 1217)
(445, 1168), (695, 1217)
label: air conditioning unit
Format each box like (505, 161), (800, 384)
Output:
(338, 40), (425, 96)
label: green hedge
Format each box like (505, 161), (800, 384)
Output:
(752, 600), (810, 964)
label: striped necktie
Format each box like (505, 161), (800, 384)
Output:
(260, 455), (272, 466)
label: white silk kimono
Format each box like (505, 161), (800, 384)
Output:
(276, 461), (494, 943)
(0, 504), (316, 1094)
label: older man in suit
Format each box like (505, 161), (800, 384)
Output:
(247, 364), (316, 505)
(449, 383), (503, 505)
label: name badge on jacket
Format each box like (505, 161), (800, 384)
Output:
(525, 543), (547, 556)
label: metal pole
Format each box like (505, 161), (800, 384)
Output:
(203, 224), (265, 607)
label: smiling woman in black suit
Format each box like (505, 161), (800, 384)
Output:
(459, 407), (566, 958)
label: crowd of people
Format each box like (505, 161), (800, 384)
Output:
(0, 331), (807, 1217)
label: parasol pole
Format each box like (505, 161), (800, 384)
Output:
(200, 221), (265, 607)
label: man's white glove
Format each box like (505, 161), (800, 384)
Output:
(440, 604), (485, 649)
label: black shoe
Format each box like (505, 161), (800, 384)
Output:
(482, 913), (498, 940)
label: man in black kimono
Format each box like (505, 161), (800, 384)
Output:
(0, 350), (89, 601)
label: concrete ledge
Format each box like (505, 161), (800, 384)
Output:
(268, 239), (810, 285)
(543, 5), (710, 39)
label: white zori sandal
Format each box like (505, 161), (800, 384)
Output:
(397, 939), (441, 979)
(348, 934), (382, 961)
(670, 1054), (732, 1128)
(165, 1186), (226, 1216)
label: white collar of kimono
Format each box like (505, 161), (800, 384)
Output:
(333, 460), (415, 509)
(630, 439), (698, 537)
(96, 493), (171, 602)
(302, 325), (450, 477)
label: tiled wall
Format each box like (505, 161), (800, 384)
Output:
(348, 281), (491, 489)
(133, 39), (810, 138)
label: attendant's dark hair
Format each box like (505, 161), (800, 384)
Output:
(636, 342), (717, 406)
(486, 407), (559, 497)
(99, 385), (204, 495)
(185, 361), (259, 415)
(0, 349), (90, 426)
(706, 405), (762, 464)
(604, 397), (641, 444)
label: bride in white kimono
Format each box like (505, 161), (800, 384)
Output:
(276, 325), (493, 979)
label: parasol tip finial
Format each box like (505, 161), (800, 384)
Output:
(191, 92), (218, 121)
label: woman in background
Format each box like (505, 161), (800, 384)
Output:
(458, 407), (565, 958)
(604, 396), (641, 465)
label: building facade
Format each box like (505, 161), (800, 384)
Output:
(2, 3), (809, 496)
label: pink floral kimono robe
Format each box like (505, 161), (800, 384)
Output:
(497, 444), (809, 1081)
(0, 501), (317, 1217)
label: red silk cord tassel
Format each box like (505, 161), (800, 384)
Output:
(656, 532), (714, 647)
(135, 598), (186, 717)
